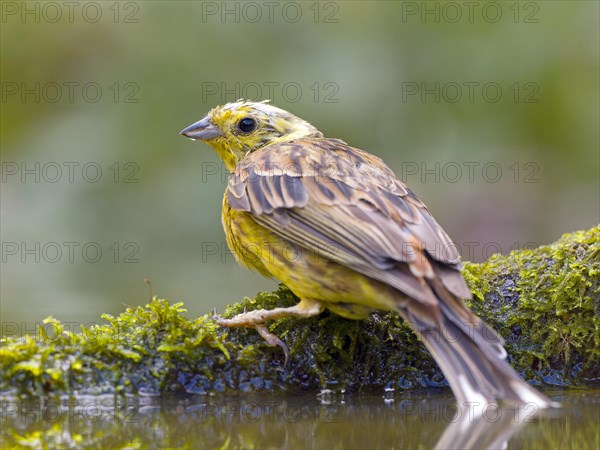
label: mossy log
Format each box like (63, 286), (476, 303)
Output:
(1, 226), (598, 397)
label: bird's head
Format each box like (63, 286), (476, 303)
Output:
(181, 100), (323, 170)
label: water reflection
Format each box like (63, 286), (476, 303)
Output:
(433, 402), (543, 450)
(0, 390), (596, 449)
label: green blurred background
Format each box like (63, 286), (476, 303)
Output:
(1, 1), (598, 330)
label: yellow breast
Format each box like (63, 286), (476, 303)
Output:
(221, 191), (274, 278)
(221, 191), (399, 319)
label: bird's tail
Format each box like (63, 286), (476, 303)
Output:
(399, 282), (556, 411)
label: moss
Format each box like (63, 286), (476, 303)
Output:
(0, 300), (232, 397)
(1, 227), (598, 397)
(463, 225), (600, 385)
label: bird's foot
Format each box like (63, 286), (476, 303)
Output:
(213, 299), (324, 367)
(214, 308), (290, 365)
(254, 323), (289, 366)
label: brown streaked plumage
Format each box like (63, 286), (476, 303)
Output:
(181, 100), (556, 410)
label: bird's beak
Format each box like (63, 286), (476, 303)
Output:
(180, 116), (222, 141)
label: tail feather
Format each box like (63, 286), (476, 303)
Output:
(397, 290), (556, 411)
(430, 276), (507, 360)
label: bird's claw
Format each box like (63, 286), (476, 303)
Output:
(211, 308), (289, 367)
(253, 323), (289, 367)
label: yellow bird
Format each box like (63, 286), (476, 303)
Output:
(181, 100), (553, 409)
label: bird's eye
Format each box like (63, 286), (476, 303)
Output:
(237, 117), (256, 133)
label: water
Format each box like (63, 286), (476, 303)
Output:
(1, 389), (598, 449)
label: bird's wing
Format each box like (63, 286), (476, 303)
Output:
(227, 138), (471, 310)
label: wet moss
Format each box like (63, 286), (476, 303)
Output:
(463, 225), (599, 386)
(1, 227), (598, 397)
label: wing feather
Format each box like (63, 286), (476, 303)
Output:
(226, 138), (470, 305)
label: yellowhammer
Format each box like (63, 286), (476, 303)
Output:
(181, 100), (553, 409)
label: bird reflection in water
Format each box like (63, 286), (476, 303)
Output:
(434, 401), (549, 450)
